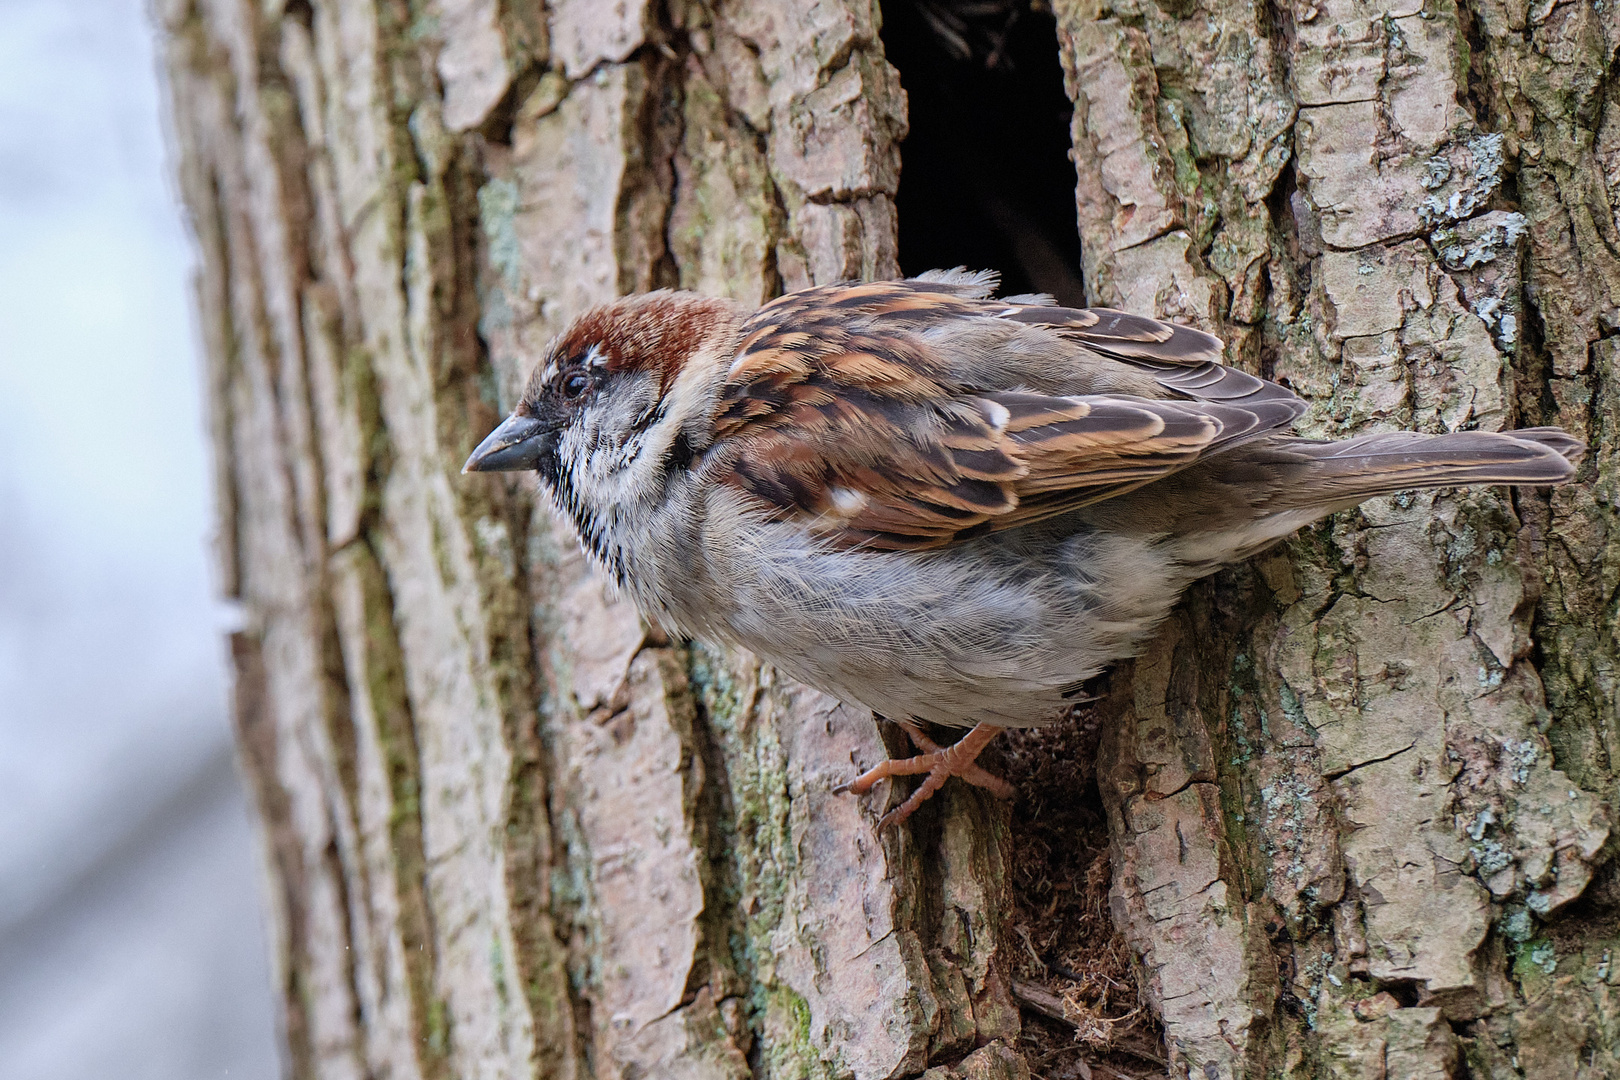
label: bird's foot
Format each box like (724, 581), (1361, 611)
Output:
(837, 721), (1013, 830)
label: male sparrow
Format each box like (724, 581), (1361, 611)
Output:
(465, 270), (1581, 828)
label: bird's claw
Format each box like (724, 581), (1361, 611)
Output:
(840, 721), (1013, 830)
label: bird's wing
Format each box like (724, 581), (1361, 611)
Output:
(709, 280), (1305, 550)
(990, 303), (1293, 406)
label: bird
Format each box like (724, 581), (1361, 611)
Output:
(463, 269), (1582, 829)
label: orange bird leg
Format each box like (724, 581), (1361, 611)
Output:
(838, 721), (1014, 830)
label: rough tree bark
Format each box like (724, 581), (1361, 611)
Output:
(160, 0), (1619, 1077)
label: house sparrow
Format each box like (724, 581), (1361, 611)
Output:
(464, 270), (1581, 828)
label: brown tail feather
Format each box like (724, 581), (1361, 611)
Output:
(1269, 428), (1581, 509)
(1501, 426), (1586, 464)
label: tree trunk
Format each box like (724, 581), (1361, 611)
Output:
(159, 0), (1619, 1077)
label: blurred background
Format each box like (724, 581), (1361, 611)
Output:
(0, 0), (281, 1076)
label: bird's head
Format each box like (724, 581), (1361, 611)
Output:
(463, 290), (744, 536)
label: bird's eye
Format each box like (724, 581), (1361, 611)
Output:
(561, 371), (591, 399)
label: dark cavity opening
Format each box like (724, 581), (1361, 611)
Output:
(880, 0), (1084, 304)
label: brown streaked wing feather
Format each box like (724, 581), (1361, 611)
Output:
(722, 395), (1028, 550)
(996, 302), (1308, 420)
(998, 305), (1221, 363)
(983, 393), (1304, 530)
(713, 283), (1304, 549)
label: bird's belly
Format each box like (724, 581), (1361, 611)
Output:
(642, 513), (1188, 728)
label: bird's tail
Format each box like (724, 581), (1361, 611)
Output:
(1265, 427), (1582, 510)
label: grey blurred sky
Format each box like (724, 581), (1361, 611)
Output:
(0, 0), (279, 1076)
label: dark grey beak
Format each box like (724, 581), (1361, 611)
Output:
(462, 413), (554, 473)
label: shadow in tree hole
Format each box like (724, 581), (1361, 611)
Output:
(882, 0), (1085, 304)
